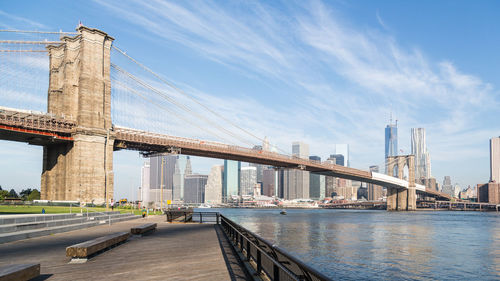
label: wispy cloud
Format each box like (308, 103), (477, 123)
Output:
(0, 10), (47, 29)
(90, 1), (500, 186)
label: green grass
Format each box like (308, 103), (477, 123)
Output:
(0, 205), (163, 216)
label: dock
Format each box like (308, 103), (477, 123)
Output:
(0, 216), (250, 281)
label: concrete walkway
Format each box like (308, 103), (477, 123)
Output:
(0, 216), (250, 280)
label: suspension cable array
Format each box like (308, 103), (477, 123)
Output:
(111, 45), (292, 156)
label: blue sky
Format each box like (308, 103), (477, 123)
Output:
(0, 0), (499, 200)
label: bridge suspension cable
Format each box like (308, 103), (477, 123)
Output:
(111, 63), (258, 148)
(112, 79), (235, 144)
(0, 30), (78, 35)
(111, 45), (292, 156)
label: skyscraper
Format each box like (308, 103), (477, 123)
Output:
(283, 142), (310, 199)
(204, 165), (223, 204)
(334, 144), (350, 167)
(309, 156), (325, 200)
(442, 176), (453, 196)
(262, 168), (277, 197)
(411, 128), (431, 182)
(223, 160), (240, 202)
(240, 166), (257, 196)
(329, 154), (345, 166)
(292, 141), (310, 159)
(491, 137), (500, 182)
(172, 155), (192, 201)
(149, 154), (176, 203)
(184, 174), (208, 204)
(385, 119), (398, 174)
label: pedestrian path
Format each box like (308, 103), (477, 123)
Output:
(0, 216), (250, 280)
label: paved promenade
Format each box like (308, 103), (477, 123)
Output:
(0, 216), (250, 280)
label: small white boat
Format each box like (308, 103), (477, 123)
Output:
(198, 204), (212, 208)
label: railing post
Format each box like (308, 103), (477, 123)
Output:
(257, 250), (262, 274)
(246, 240), (251, 261)
(200, 213), (203, 223)
(273, 264), (279, 281)
(216, 213), (220, 224)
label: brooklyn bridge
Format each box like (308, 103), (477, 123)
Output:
(0, 26), (451, 210)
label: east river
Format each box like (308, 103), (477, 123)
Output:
(201, 208), (500, 280)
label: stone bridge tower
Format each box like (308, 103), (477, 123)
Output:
(386, 155), (417, 211)
(41, 26), (114, 204)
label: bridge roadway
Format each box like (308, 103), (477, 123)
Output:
(0, 215), (250, 281)
(0, 107), (450, 200)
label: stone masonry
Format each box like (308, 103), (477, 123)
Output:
(41, 26), (114, 204)
(386, 155), (417, 211)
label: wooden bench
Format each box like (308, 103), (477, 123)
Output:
(66, 232), (130, 260)
(0, 263), (40, 281)
(130, 223), (157, 235)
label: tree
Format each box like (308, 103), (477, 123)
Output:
(27, 189), (41, 201)
(0, 190), (9, 200)
(20, 188), (33, 201)
(8, 189), (18, 198)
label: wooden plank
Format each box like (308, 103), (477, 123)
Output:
(0, 263), (40, 281)
(66, 232), (130, 258)
(130, 223), (157, 235)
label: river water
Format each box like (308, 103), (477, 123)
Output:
(204, 208), (500, 280)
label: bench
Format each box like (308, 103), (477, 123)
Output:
(66, 232), (130, 260)
(130, 223), (157, 235)
(0, 263), (40, 281)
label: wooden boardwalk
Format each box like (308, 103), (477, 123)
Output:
(0, 216), (250, 280)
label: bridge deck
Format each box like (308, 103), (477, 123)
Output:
(0, 216), (249, 281)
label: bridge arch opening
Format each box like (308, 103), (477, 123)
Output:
(403, 164), (409, 181)
(392, 164), (399, 177)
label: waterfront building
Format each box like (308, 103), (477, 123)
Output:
(283, 169), (310, 200)
(240, 166), (257, 196)
(283, 142), (310, 200)
(223, 160), (240, 202)
(411, 128), (432, 183)
(184, 174), (208, 204)
(477, 182), (500, 204)
(491, 136), (500, 182)
(459, 185), (477, 201)
(368, 165), (383, 201)
(441, 176), (453, 197)
(204, 165), (223, 204)
(325, 175), (336, 198)
(262, 168), (277, 197)
(150, 154), (177, 202)
(172, 155), (192, 201)
(385, 119), (398, 173)
(323, 159), (336, 198)
(309, 156), (325, 200)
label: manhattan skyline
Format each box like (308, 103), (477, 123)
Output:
(0, 1), (499, 200)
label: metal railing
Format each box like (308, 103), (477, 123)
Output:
(165, 211), (220, 224)
(0, 107), (76, 133)
(220, 215), (330, 281)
